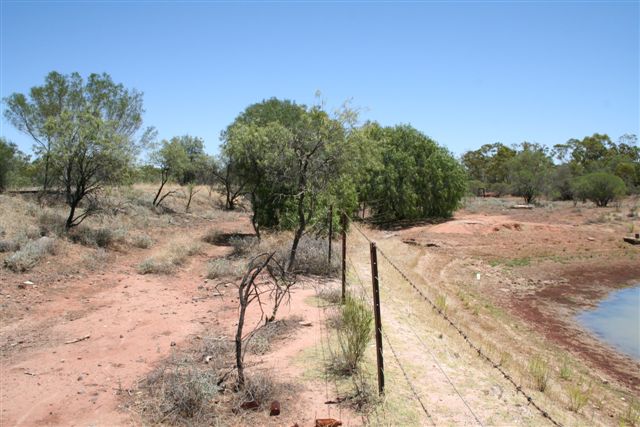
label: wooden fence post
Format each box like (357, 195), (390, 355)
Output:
(370, 241), (385, 395)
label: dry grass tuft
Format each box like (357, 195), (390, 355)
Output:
(137, 244), (200, 275)
(130, 233), (154, 249)
(245, 316), (303, 355)
(206, 258), (243, 280)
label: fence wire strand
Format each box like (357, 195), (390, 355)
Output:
(346, 254), (436, 426)
(344, 214), (563, 427)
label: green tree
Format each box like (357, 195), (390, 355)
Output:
(572, 172), (626, 207)
(15, 72), (146, 228)
(4, 71), (79, 191)
(209, 154), (246, 210)
(150, 137), (190, 207)
(461, 143), (516, 186)
(507, 144), (553, 204)
(0, 138), (28, 191)
(223, 98), (357, 270)
(359, 123), (466, 220)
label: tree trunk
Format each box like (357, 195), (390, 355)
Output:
(65, 198), (79, 229)
(235, 288), (247, 388)
(42, 153), (51, 192)
(287, 191), (306, 272)
(153, 172), (168, 207)
(250, 192), (260, 239)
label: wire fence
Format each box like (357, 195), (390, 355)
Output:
(338, 211), (563, 427)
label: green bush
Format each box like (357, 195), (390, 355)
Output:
(572, 172), (626, 207)
(334, 296), (373, 374)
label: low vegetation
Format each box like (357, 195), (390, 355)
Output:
(567, 381), (591, 413)
(529, 355), (550, 392)
(3, 237), (57, 272)
(137, 243), (203, 275)
(333, 296), (373, 374)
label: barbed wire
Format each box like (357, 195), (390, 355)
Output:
(376, 274), (484, 427)
(343, 214), (563, 427)
(345, 255), (436, 426)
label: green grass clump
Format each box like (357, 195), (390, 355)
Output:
(559, 355), (572, 381)
(529, 355), (550, 392)
(567, 381), (591, 413)
(334, 296), (373, 374)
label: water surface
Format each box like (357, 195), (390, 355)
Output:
(576, 285), (640, 360)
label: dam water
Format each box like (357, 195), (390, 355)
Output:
(576, 285), (640, 359)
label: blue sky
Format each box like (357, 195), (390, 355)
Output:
(1, 1), (638, 157)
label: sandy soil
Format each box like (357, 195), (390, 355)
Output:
(0, 211), (357, 427)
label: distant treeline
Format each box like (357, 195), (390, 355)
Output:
(462, 134), (638, 205)
(1, 72), (637, 240)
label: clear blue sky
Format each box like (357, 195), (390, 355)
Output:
(1, 1), (638, 157)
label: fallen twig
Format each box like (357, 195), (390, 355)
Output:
(65, 335), (90, 344)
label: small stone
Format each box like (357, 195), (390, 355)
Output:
(170, 341), (176, 347)
(23, 281), (34, 286)
(270, 400), (281, 416)
(299, 321), (312, 327)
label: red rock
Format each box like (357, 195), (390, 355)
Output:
(269, 400), (280, 416)
(315, 419), (342, 427)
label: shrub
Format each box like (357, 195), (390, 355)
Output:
(246, 317), (302, 355)
(567, 382), (591, 413)
(38, 211), (66, 236)
(206, 258), (242, 280)
(235, 372), (279, 411)
(559, 355), (572, 381)
(83, 248), (109, 271)
(4, 237), (57, 272)
(137, 244), (198, 274)
(143, 367), (219, 421)
(529, 355), (550, 392)
(185, 242), (204, 256)
(202, 228), (225, 245)
(435, 294), (448, 314)
(68, 226), (123, 248)
(131, 234), (154, 249)
(334, 296), (373, 374)
(620, 399), (640, 426)
(0, 239), (20, 253)
(228, 234), (259, 257)
(572, 172), (627, 207)
(318, 286), (343, 305)
(290, 235), (340, 276)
